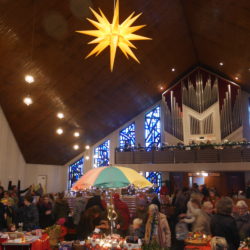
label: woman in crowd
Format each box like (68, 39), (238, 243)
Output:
(192, 201), (213, 234)
(145, 204), (171, 248)
(53, 192), (70, 221)
(77, 205), (108, 240)
(211, 197), (240, 250)
(113, 193), (130, 237)
(206, 188), (220, 208)
(234, 200), (250, 240)
(85, 195), (106, 211)
(37, 195), (54, 229)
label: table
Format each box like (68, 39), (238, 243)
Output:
(0, 234), (50, 250)
(184, 244), (211, 250)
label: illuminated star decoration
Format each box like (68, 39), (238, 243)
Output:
(76, 0), (151, 71)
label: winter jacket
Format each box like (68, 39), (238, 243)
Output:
(211, 214), (240, 250)
(235, 213), (250, 240)
(192, 210), (211, 234)
(21, 204), (39, 231)
(53, 199), (70, 221)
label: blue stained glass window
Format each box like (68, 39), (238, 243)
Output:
(119, 122), (136, 150)
(94, 140), (110, 167)
(68, 157), (84, 189)
(146, 172), (162, 193)
(145, 105), (161, 149)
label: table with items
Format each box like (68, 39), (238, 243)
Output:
(59, 234), (142, 250)
(184, 232), (211, 250)
(0, 231), (50, 250)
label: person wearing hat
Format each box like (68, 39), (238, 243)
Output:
(133, 198), (148, 224)
(19, 195), (39, 231)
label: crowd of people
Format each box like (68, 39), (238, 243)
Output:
(0, 182), (249, 249)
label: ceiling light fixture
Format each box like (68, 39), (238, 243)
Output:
(25, 75), (34, 84)
(56, 128), (63, 135)
(74, 132), (80, 137)
(76, 0), (151, 71)
(23, 96), (33, 106)
(85, 145), (90, 150)
(171, 68), (175, 72)
(73, 144), (79, 150)
(219, 62), (223, 66)
(57, 112), (64, 119)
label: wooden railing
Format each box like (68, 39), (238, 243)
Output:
(115, 148), (250, 164)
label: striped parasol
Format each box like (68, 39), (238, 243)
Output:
(71, 166), (152, 190)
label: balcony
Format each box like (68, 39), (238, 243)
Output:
(115, 146), (250, 164)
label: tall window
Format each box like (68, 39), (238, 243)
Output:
(68, 157), (84, 189)
(146, 171), (162, 193)
(145, 105), (161, 149)
(119, 122), (136, 150)
(94, 140), (110, 167)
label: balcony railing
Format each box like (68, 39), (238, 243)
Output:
(115, 147), (250, 164)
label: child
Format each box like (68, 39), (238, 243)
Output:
(132, 218), (145, 239)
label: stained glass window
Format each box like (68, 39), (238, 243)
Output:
(146, 172), (162, 193)
(94, 140), (110, 167)
(68, 157), (84, 189)
(119, 122), (136, 150)
(145, 105), (161, 149)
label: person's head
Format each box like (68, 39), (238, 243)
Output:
(113, 193), (120, 201)
(88, 205), (102, 218)
(57, 192), (64, 200)
(202, 201), (213, 214)
(136, 199), (147, 211)
(192, 183), (199, 189)
(0, 186), (4, 194)
(133, 218), (143, 230)
(148, 204), (159, 216)
(236, 200), (249, 216)
(191, 198), (201, 209)
(3, 191), (9, 198)
(24, 195), (33, 206)
(8, 224), (16, 232)
(11, 185), (17, 192)
(215, 197), (233, 215)
(43, 195), (50, 204)
(209, 189), (216, 198)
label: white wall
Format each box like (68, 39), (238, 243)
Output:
(25, 164), (68, 193)
(0, 107), (26, 189)
(0, 105), (68, 192)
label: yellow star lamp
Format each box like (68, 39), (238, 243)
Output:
(76, 0), (151, 71)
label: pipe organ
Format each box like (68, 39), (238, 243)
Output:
(163, 67), (242, 144)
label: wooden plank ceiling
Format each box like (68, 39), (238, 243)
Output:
(0, 0), (249, 165)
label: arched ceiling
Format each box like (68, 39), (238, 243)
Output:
(0, 0), (249, 165)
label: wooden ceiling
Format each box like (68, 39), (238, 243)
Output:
(0, 0), (249, 165)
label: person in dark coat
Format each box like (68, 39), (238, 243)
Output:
(234, 200), (250, 240)
(37, 195), (54, 228)
(77, 205), (108, 240)
(0, 202), (6, 230)
(20, 195), (39, 231)
(85, 195), (106, 211)
(53, 192), (70, 221)
(210, 197), (240, 250)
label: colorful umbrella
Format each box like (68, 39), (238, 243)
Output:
(71, 166), (152, 190)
